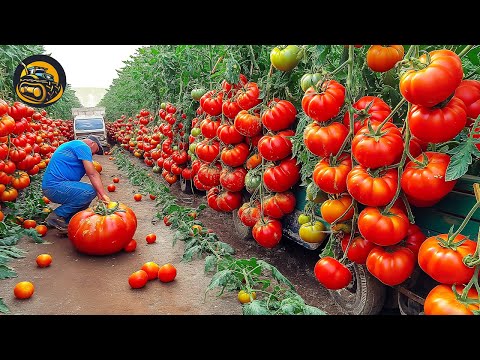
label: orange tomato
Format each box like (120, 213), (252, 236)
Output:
(14, 281), (34, 299)
(23, 219), (37, 229)
(141, 262), (160, 280)
(133, 193), (142, 201)
(0, 210), (4, 222)
(36, 254), (52, 267)
(128, 270), (148, 289)
(320, 195), (354, 224)
(42, 196), (51, 204)
(35, 225), (48, 237)
(93, 160), (102, 173)
(158, 263), (177, 283)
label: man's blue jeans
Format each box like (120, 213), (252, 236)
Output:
(43, 181), (97, 223)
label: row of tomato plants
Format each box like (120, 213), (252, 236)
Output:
(105, 45), (480, 315)
(0, 98), (75, 313)
(111, 147), (325, 315)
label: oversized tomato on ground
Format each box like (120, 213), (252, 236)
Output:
(68, 202), (137, 255)
(158, 263), (177, 282)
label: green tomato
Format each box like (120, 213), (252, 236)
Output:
(270, 45), (304, 72)
(298, 214), (311, 225)
(300, 73), (323, 92)
(306, 182), (328, 204)
(160, 102), (166, 110)
(189, 143), (197, 153)
(191, 128), (201, 137)
(299, 221), (327, 244)
(191, 88), (207, 101)
(172, 145), (178, 151)
(245, 171), (262, 194)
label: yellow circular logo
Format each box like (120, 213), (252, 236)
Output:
(13, 55), (66, 107)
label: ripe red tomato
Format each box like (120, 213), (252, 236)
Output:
(163, 216), (172, 226)
(302, 80), (346, 122)
(357, 207), (409, 246)
(149, 194), (156, 200)
(219, 167), (247, 192)
(346, 166), (398, 207)
(234, 110), (262, 137)
(303, 122), (348, 158)
(258, 130), (294, 162)
(133, 193), (142, 201)
(343, 96), (392, 134)
(424, 284), (479, 315)
(403, 224), (426, 257)
(340, 234), (375, 264)
(399, 49), (463, 107)
(408, 96), (467, 143)
(124, 239), (137, 252)
(314, 257), (352, 290)
(252, 218), (283, 248)
(236, 82), (261, 110)
(261, 100), (297, 131)
(366, 45), (404, 72)
(107, 184), (116, 192)
(351, 121), (403, 169)
(263, 158), (301, 193)
(454, 79), (480, 125)
(220, 143), (249, 167)
(129, 270), (148, 289)
(418, 234), (476, 285)
(401, 152), (456, 204)
(313, 152), (351, 194)
(145, 233), (157, 244)
(238, 202), (261, 227)
(366, 245), (415, 286)
(23, 219), (37, 229)
(68, 202), (137, 255)
(262, 191), (296, 219)
(158, 263), (177, 282)
(216, 123), (244, 145)
(112, 177), (120, 183)
(216, 191), (243, 212)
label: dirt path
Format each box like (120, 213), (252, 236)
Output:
(0, 154), (241, 315)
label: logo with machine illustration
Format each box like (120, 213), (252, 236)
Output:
(13, 54), (66, 107)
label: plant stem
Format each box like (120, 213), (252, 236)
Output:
(458, 45), (475, 58)
(450, 201), (480, 241)
(376, 98), (407, 131)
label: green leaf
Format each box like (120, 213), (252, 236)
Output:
(446, 138), (477, 181)
(242, 300), (270, 315)
(0, 264), (17, 279)
(204, 255), (217, 273)
(215, 242), (235, 255)
(303, 305), (326, 315)
(0, 298), (10, 314)
(206, 269), (233, 292)
(182, 245), (202, 262)
(257, 260), (295, 289)
(0, 235), (21, 246)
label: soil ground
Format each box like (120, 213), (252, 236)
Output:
(1, 151), (348, 315)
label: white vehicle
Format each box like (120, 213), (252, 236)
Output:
(72, 107), (108, 148)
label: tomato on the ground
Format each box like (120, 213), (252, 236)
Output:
(124, 239), (137, 252)
(128, 270), (148, 289)
(14, 281), (34, 299)
(145, 233), (157, 244)
(133, 193), (142, 201)
(158, 263), (177, 282)
(141, 262), (160, 280)
(36, 254), (52, 267)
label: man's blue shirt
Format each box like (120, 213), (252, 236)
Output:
(42, 140), (92, 188)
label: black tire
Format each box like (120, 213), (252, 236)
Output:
(232, 207), (253, 241)
(329, 263), (387, 315)
(180, 175), (193, 194)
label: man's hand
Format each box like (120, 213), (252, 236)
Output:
(99, 193), (111, 203)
